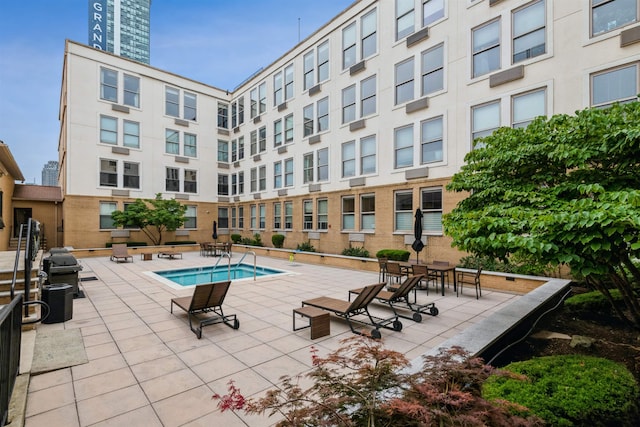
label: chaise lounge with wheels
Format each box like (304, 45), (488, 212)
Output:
(349, 275), (439, 323)
(170, 281), (239, 338)
(301, 282), (401, 339)
(110, 243), (133, 263)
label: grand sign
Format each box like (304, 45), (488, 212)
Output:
(88, 0), (108, 51)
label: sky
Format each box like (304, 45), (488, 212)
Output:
(0, 0), (355, 184)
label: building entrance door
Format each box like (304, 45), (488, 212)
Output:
(14, 208), (32, 238)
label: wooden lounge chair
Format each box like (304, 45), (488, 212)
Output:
(170, 281), (239, 338)
(301, 282), (401, 339)
(349, 275), (439, 323)
(158, 250), (183, 259)
(110, 243), (133, 263)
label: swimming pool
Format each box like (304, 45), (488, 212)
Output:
(152, 263), (287, 286)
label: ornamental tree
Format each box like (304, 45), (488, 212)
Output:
(444, 101), (640, 328)
(111, 193), (187, 246)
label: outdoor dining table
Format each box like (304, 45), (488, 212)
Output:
(400, 262), (457, 296)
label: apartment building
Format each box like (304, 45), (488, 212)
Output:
(60, 0), (640, 258)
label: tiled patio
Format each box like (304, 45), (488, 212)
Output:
(23, 251), (520, 426)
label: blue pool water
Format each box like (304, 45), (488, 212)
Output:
(154, 263), (285, 286)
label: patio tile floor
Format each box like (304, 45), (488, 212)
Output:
(24, 251), (519, 426)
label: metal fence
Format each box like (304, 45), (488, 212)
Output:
(0, 295), (22, 426)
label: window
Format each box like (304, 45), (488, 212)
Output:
(218, 140), (229, 162)
(238, 206), (244, 229)
(100, 159), (117, 187)
(123, 121), (139, 148)
(512, 89), (546, 128)
(342, 196), (355, 230)
(472, 101), (500, 146)
(218, 174), (229, 195)
(123, 162), (140, 189)
(218, 102), (229, 128)
(361, 75), (377, 117)
(231, 207), (237, 229)
(231, 171), (244, 195)
(232, 136), (245, 161)
(250, 130), (258, 156)
(250, 205), (257, 229)
(317, 97), (329, 132)
(317, 148), (329, 181)
(100, 116), (117, 144)
(318, 40), (329, 83)
(343, 22), (357, 69)
(303, 200), (313, 230)
(184, 133), (197, 157)
(394, 125), (414, 169)
(317, 199), (328, 230)
(592, 0), (637, 36)
(361, 135), (376, 174)
(361, 9), (377, 59)
(274, 119), (283, 147)
(422, 187), (443, 233)
(285, 114), (294, 143)
(342, 141), (356, 178)
(184, 92), (197, 121)
(274, 161), (282, 189)
(166, 167), (179, 192)
(184, 205), (197, 229)
(395, 191), (413, 231)
(218, 207), (229, 228)
(472, 20), (501, 78)
(285, 158), (294, 187)
(250, 168), (257, 193)
(304, 104), (314, 137)
(395, 58), (414, 105)
(274, 71), (283, 106)
(304, 153), (314, 183)
(396, 0), (415, 40)
(421, 116), (443, 163)
(99, 202), (117, 229)
(123, 74), (140, 107)
(250, 82), (266, 118)
(423, 0), (445, 26)
(259, 126), (266, 152)
(513, 0), (546, 63)
(361, 194), (375, 230)
(259, 165), (266, 191)
(422, 43), (444, 96)
(342, 85), (356, 124)
(284, 201), (293, 229)
(184, 170), (197, 193)
(304, 51), (315, 91)
(284, 65), (294, 100)
(165, 87), (180, 117)
(165, 129), (180, 154)
(259, 204), (266, 229)
(231, 96), (244, 127)
(591, 64), (638, 107)
(274, 202), (282, 229)
(100, 68), (117, 102)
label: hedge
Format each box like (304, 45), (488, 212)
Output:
(375, 249), (410, 261)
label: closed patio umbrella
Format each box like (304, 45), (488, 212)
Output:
(411, 208), (424, 263)
(212, 220), (218, 243)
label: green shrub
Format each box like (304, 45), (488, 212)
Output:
(483, 355), (640, 426)
(341, 246), (370, 257)
(241, 233), (263, 247)
(375, 249), (410, 261)
(296, 241), (316, 252)
(271, 234), (285, 248)
(106, 241), (147, 248)
(458, 254), (548, 276)
(230, 234), (242, 244)
(564, 289), (623, 315)
(164, 241), (196, 245)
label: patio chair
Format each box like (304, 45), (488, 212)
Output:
(377, 257), (388, 282)
(429, 260), (451, 287)
(170, 281), (240, 338)
(456, 267), (483, 299)
(349, 275), (438, 323)
(110, 243), (133, 263)
(301, 282), (401, 339)
(410, 264), (435, 295)
(385, 261), (407, 284)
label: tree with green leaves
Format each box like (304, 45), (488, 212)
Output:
(111, 193), (187, 246)
(444, 101), (640, 328)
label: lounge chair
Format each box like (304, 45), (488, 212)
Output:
(110, 243), (133, 263)
(301, 282), (401, 339)
(349, 275), (439, 323)
(158, 250), (183, 259)
(170, 281), (239, 338)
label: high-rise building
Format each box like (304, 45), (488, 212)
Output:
(41, 161), (58, 186)
(88, 0), (151, 64)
